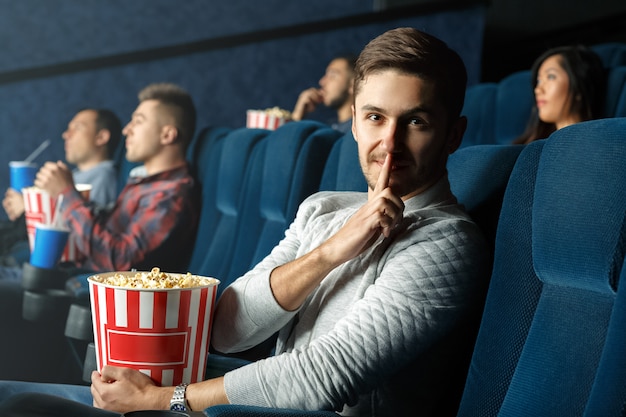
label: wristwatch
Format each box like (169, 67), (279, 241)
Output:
(170, 383), (190, 412)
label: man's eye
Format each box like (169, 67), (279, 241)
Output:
(367, 114), (381, 121)
(409, 117), (424, 125)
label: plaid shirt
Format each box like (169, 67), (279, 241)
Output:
(60, 163), (199, 272)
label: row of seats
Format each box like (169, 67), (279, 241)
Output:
(199, 117), (626, 416)
(21, 110), (626, 415)
(460, 44), (626, 147)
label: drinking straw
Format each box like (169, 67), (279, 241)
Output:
(24, 139), (51, 163)
(53, 195), (64, 228)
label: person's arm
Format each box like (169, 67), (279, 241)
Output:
(2, 188), (25, 221)
(291, 88), (324, 121)
(221, 219), (489, 411)
(91, 366), (228, 413)
(61, 175), (196, 271)
(212, 155), (403, 351)
(271, 154), (402, 311)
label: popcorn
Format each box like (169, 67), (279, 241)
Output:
(246, 107), (291, 130)
(90, 267), (217, 289)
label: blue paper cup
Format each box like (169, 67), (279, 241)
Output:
(9, 161), (38, 191)
(30, 224), (70, 269)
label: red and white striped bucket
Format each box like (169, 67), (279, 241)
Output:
(22, 187), (78, 262)
(246, 109), (289, 130)
(88, 273), (220, 386)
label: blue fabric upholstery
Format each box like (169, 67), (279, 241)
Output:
(318, 130), (367, 192)
(448, 144), (523, 248)
(493, 70), (534, 145)
(460, 83), (497, 147)
(606, 66), (626, 118)
(224, 121), (340, 284)
(187, 127), (269, 293)
(457, 117), (626, 416)
(591, 42), (626, 68)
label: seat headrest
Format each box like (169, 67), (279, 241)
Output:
(532, 118), (626, 292)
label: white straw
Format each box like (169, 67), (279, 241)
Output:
(24, 139), (51, 163)
(53, 194), (64, 228)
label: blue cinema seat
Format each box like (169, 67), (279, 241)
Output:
(592, 42), (626, 68)
(605, 66), (626, 118)
(185, 126), (269, 293)
(318, 130), (367, 192)
(448, 143), (523, 249)
(222, 121), (341, 284)
(456, 118), (626, 416)
(460, 83), (498, 147)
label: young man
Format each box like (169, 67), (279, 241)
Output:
(0, 29), (488, 417)
(291, 54), (356, 133)
(0, 108), (120, 264)
(33, 82), (200, 272)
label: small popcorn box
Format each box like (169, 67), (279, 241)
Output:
(88, 272), (220, 386)
(246, 107), (291, 130)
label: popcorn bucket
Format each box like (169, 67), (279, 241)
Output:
(88, 272), (220, 386)
(22, 187), (78, 262)
(246, 108), (290, 130)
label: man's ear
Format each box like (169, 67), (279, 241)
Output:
(447, 116), (467, 154)
(161, 125), (179, 145)
(94, 130), (111, 147)
(351, 105), (357, 141)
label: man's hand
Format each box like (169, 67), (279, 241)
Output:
(269, 153), (404, 311)
(291, 88), (324, 121)
(91, 366), (170, 413)
(322, 153), (404, 264)
(34, 161), (75, 199)
(2, 188), (25, 221)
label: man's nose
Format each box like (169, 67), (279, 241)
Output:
(380, 122), (400, 153)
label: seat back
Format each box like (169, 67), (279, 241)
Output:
(186, 127), (269, 292)
(223, 121), (340, 286)
(605, 66), (626, 118)
(460, 83), (498, 147)
(319, 130), (367, 192)
(591, 42), (626, 68)
(493, 70), (534, 145)
(457, 118), (626, 416)
(447, 144), (524, 250)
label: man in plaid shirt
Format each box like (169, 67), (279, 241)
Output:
(34, 82), (199, 273)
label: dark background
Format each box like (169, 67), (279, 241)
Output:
(0, 0), (623, 219)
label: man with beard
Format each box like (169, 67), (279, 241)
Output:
(291, 54), (356, 133)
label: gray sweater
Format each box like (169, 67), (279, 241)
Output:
(213, 176), (489, 416)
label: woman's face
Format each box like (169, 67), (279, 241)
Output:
(534, 54), (580, 129)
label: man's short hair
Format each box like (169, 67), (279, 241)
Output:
(94, 109), (122, 159)
(138, 83), (197, 151)
(353, 27), (467, 121)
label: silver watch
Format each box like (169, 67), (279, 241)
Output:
(170, 382), (190, 412)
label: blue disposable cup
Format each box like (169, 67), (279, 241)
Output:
(30, 224), (70, 269)
(9, 161), (38, 191)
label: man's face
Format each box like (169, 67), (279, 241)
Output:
(352, 70), (460, 200)
(123, 100), (165, 163)
(62, 110), (100, 165)
(319, 58), (353, 109)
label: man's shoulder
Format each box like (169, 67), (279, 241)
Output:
(302, 190), (366, 208)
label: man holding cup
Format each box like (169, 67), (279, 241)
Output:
(0, 108), (121, 265)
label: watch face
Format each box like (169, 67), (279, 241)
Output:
(170, 402), (187, 411)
